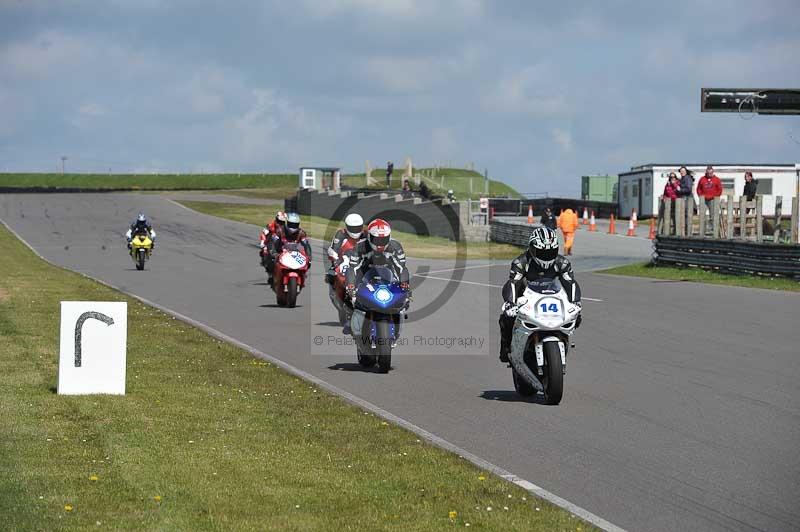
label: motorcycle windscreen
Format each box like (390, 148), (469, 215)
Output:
(527, 277), (560, 294)
(362, 266), (396, 284)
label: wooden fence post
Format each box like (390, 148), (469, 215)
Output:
(726, 194), (734, 240)
(774, 196), (783, 242)
(739, 196), (747, 240)
(660, 198), (670, 236)
(712, 197), (721, 238)
(686, 196), (695, 236)
(792, 196), (799, 244)
(698, 200), (707, 237)
(756, 196), (763, 242)
(674, 198), (683, 236)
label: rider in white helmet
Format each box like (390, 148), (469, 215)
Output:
(326, 213), (365, 284)
(125, 212), (157, 251)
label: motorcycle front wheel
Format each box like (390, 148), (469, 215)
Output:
(542, 342), (564, 405)
(375, 319), (392, 373)
(136, 249), (145, 270)
(286, 277), (298, 308)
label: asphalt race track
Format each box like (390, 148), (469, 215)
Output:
(2, 193), (798, 532)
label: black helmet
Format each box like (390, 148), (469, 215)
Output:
(527, 226), (559, 268)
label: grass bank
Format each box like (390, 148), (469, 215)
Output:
(178, 200), (523, 260)
(602, 262), (800, 292)
(342, 168), (521, 200)
(0, 223), (590, 530)
(0, 173), (295, 192)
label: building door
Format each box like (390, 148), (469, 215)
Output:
(638, 179), (643, 215)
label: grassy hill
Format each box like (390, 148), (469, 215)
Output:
(342, 167), (521, 200)
(0, 173), (296, 191)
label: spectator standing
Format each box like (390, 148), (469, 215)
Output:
(697, 165), (723, 207)
(386, 161), (394, 187)
(663, 173), (680, 200)
(557, 207), (579, 255)
(743, 171), (758, 201)
(677, 166), (695, 236)
(540, 207), (558, 230)
(662, 173), (680, 234)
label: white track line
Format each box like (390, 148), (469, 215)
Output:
(414, 273), (604, 302)
(0, 215), (624, 532)
(421, 263), (504, 275)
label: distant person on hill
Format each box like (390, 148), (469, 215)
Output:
(386, 161), (394, 187)
(402, 179), (413, 199)
(540, 207), (557, 230)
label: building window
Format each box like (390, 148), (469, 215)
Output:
(622, 183), (628, 200)
(755, 178), (772, 195)
(721, 178), (735, 196)
(632, 183), (639, 197)
(304, 170), (314, 178)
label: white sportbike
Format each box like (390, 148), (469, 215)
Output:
(508, 277), (581, 405)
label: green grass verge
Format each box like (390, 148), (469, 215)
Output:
(178, 200), (522, 260)
(0, 173), (295, 191)
(602, 262), (800, 292)
(0, 223), (590, 530)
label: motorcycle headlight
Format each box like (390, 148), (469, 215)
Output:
(374, 286), (393, 304)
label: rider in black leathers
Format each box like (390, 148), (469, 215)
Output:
(498, 226), (581, 362)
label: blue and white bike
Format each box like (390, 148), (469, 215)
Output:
(508, 277), (581, 404)
(349, 266), (409, 373)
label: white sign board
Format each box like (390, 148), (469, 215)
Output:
(58, 302), (127, 395)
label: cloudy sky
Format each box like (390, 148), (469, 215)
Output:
(1, 0), (799, 195)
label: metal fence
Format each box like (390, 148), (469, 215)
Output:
(654, 236), (800, 278)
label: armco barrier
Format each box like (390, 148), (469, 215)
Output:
(654, 236), (800, 277)
(295, 188), (462, 240)
(490, 219), (532, 247)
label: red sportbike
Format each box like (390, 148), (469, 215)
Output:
(272, 243), (309, 308)
(328, 260), (349, 326)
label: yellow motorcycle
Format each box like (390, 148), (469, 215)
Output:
(130, 233), (153, 271)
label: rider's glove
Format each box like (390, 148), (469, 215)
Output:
(399, 281), (410, 291)
(502, 301), (518, 318)
(345, 284), (356, 301)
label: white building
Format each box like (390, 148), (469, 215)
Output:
(299, 166), (341, 190)
(618, 163), (798, 217)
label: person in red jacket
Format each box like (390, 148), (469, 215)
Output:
(662, 173), (680, 234)
(696, 165), (723, 207)
(259, 211), (286, 266)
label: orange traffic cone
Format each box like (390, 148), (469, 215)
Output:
(527, 204), (534, 224)
(626, 217), (635, 236)
(589, 211), (596, 232)
(648, 217), (656, 240)
(631, 208), (638, 227)
(608, 214), (616, 234)
(582, 207), (589, 225)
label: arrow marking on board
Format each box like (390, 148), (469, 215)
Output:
(74, 311), (114, 367)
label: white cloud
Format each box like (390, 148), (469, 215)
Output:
(483, 64), (571, 117)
